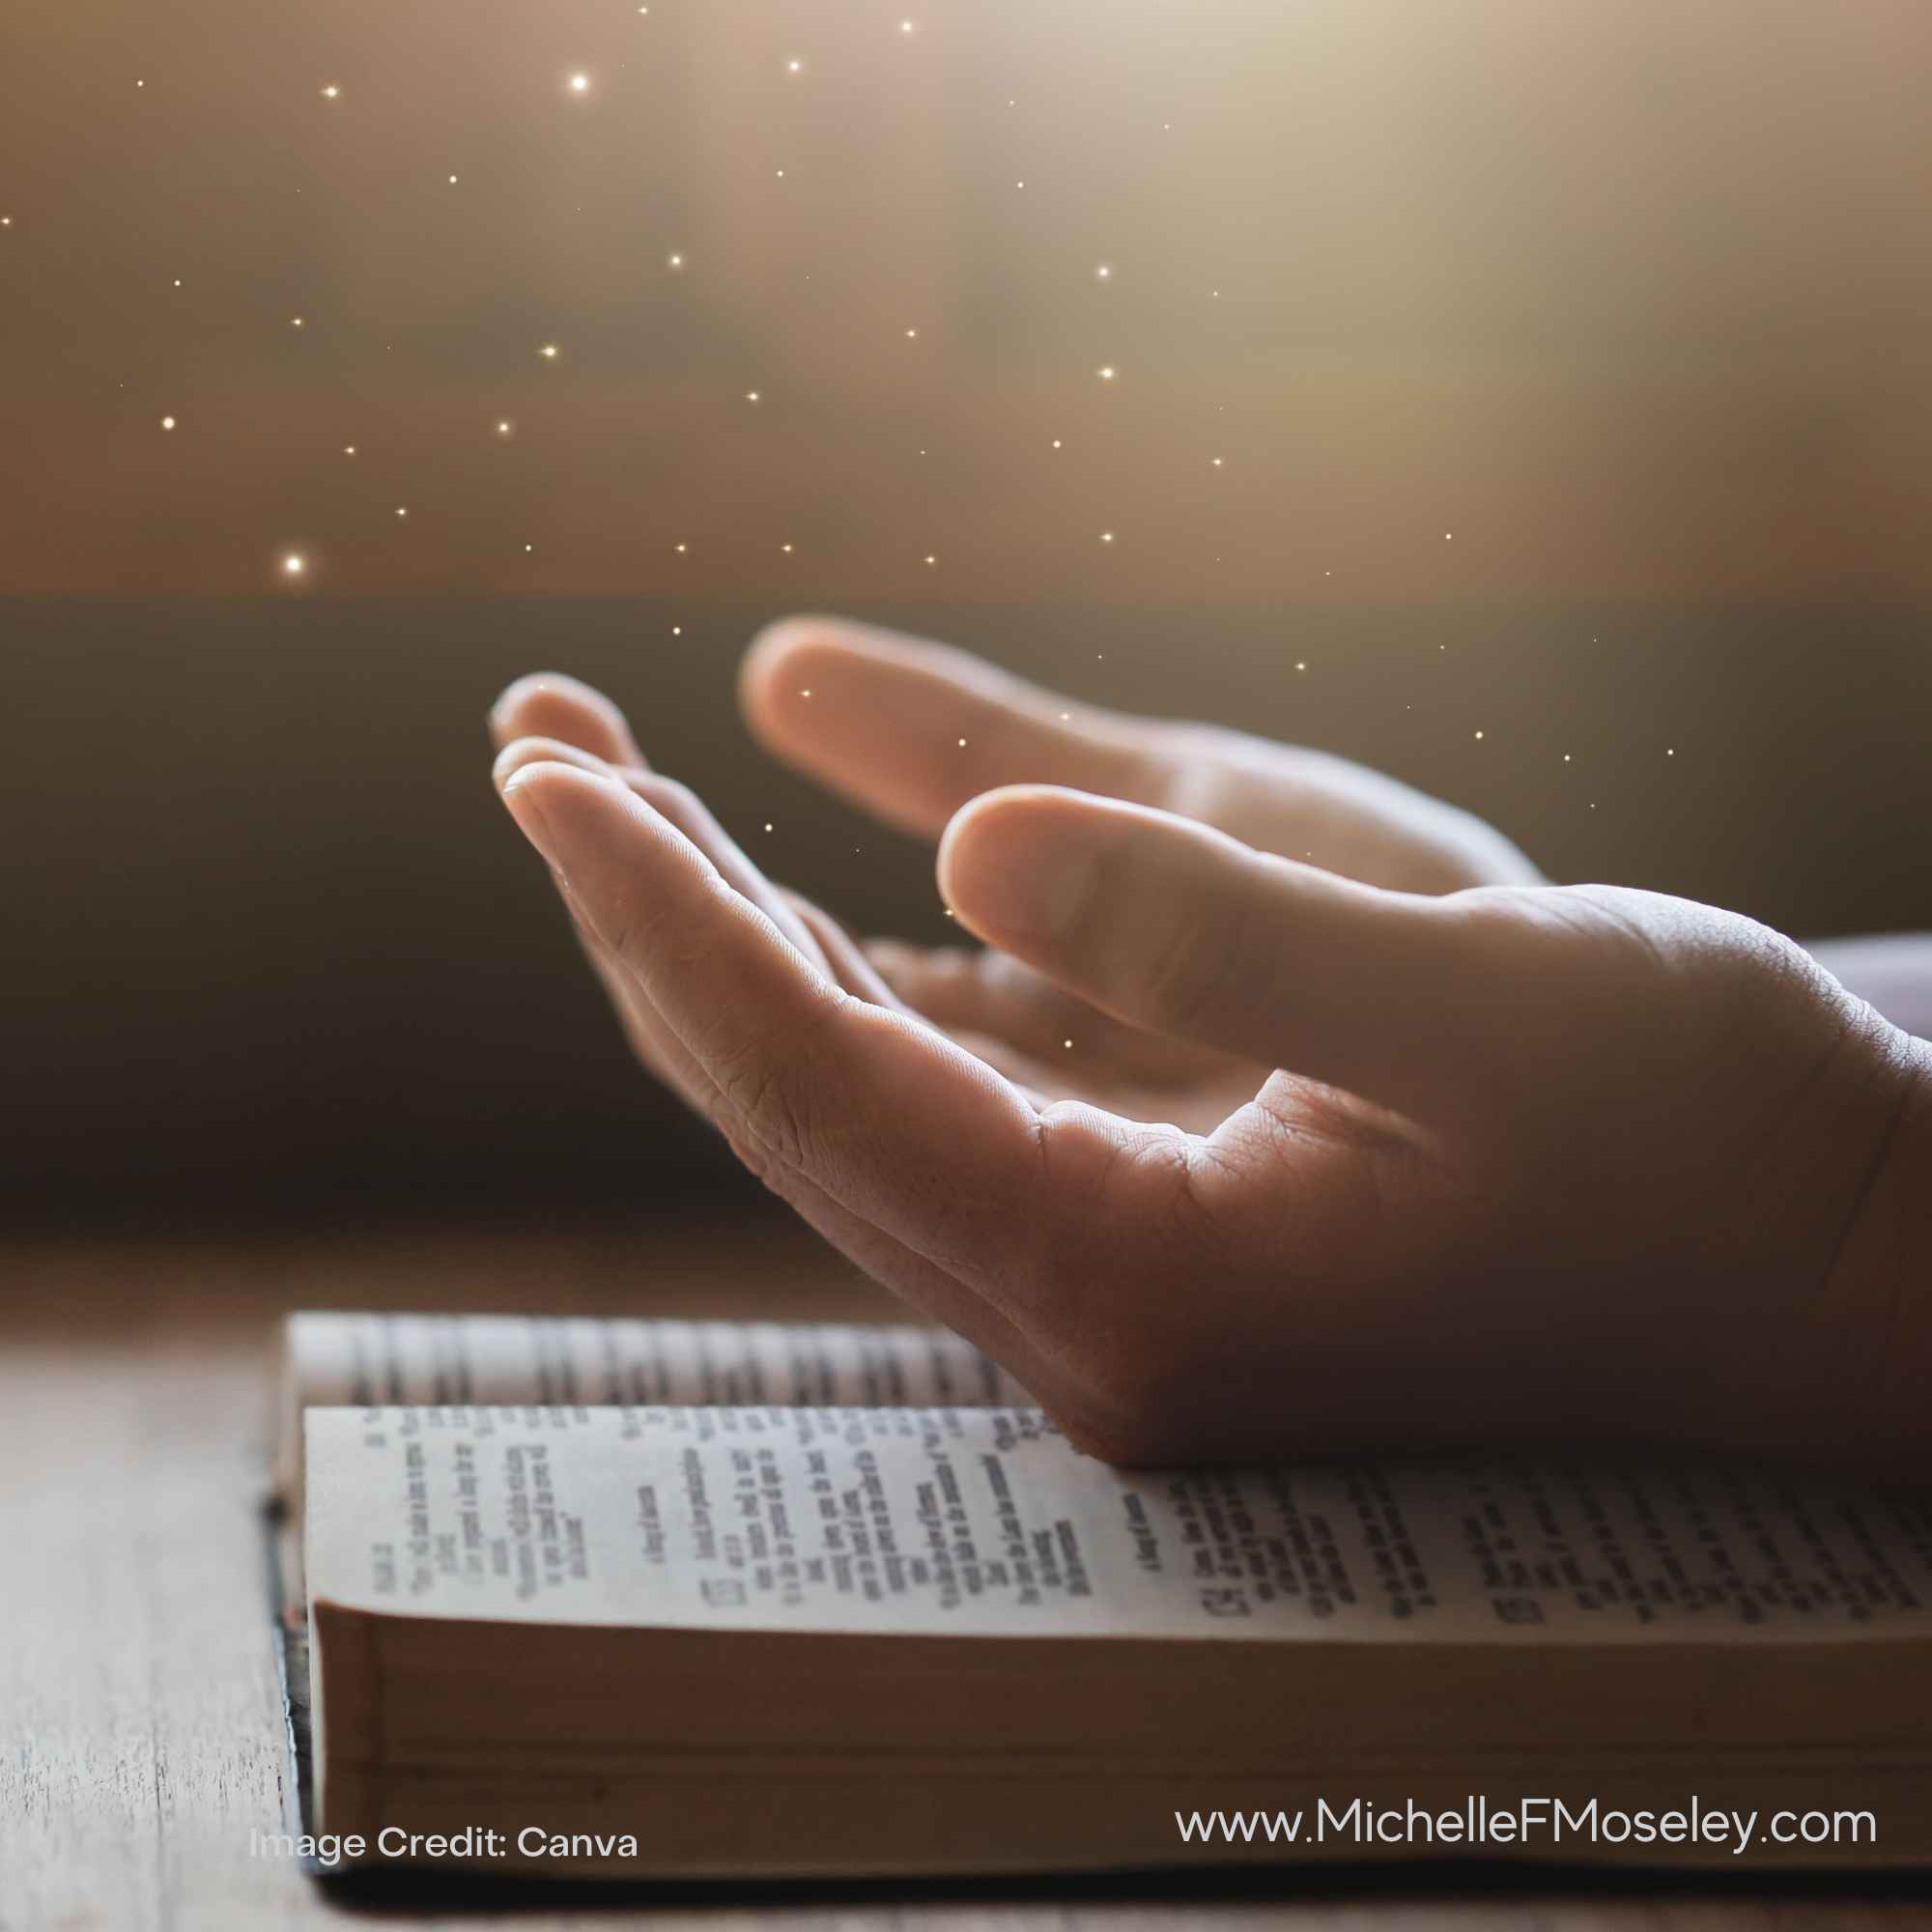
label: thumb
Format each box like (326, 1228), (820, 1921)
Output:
(937, 785), (1483, 1118)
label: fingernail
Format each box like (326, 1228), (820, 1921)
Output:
(492, 739), (608, 792)
(497, 767), (559, 864)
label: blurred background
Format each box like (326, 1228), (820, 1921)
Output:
(2, 0), (1928, 1226)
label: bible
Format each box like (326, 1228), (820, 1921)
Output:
(275, 1310), (1932, 1878)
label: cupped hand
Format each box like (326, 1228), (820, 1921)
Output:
(488, 666), (1929, 1466)
(735, 616), (1541, 1131)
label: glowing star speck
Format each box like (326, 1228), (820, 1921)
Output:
(159, 415), (176, 431)
(539, 343), (558, 359)
(666, 251), (684, 270)
(568, 73), (590, 94)
(1096, 365), (1115, 381)
(320, 84), (340, 99)
(282, 554), (306, 577)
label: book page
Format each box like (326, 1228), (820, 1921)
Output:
(304, 1405), (1932, 1644)
(277, 1312), (1028, 1496)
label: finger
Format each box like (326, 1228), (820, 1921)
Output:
(490, 672), (644, 767)
(488, 756), (1052, 1382)
(937, 785), (1478, 1120)
(492, 739), (716, 1103)
(865, 939), (1238, 1084)
(780, 891), (902, 1007)
(497, 761), (1061, 1314)
(738, 616), (1175, 840)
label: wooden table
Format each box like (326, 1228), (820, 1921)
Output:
(5, 1216), (1928, 1931)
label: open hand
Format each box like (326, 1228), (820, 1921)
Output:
(488, 624), (1929, 1465)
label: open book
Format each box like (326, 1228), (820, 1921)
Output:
(277, 1311), (1932, 1878)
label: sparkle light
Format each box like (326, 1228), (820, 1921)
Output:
(320, 84), (340, 99)
(903, 327), (918, 338)
(745, 389), (760, 403)
(394, 506), (408, 518)
(159, 415), (176, 431)
(923, 554), (937, 565)
(343, 444), (355, 456)
(539, 343), (558, 359)
(900, 19), (915, 33)
(674, 542), (687, 553)
(1096, 364), (1116, 381)
(291, 316), (304, 328)
(666, 250), (684, 270)
(1094, 263), (1113, 280)
(496, 419), (513, 436)
(568, 72), (590, 93)
(447, 173), (458, 185)
(1099, 530), (1114, 543)
(282, 554), (306, 577)
(780, 542), (793, 553)
(785, 58), (803, 73)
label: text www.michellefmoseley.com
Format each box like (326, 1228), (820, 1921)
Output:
(1176, 1797), (1877, 1856)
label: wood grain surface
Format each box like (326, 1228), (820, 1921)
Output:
(3, 1217), (1928, 1931)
